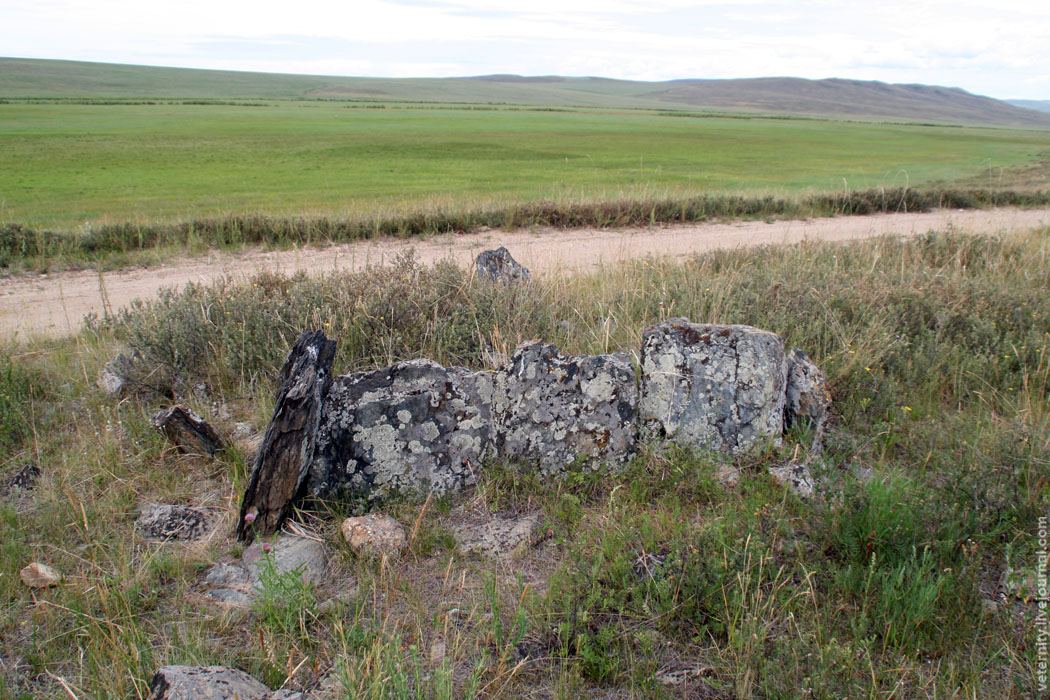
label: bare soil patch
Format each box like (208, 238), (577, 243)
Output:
(3, 207), (1048, 340)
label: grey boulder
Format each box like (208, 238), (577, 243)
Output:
(493, 341), (637, 473)
(475, 247), (531, 284)
(639, 319), (786, 454)
(148, 666), (270, 700)
(309, 360), (494, 501)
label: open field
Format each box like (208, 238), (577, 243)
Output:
(2, 229), (1048, 698)
(2, 98), (1050, 271)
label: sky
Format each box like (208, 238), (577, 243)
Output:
(2, 0), (1049, 100)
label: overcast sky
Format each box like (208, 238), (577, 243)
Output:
(3, 0), (1048, 99)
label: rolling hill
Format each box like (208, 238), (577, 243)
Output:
(1, 57), (1049, 128)
(1007, 98), (1050, 114)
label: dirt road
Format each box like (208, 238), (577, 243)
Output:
(3, 206), (1048, 340)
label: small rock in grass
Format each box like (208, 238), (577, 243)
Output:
(768, 462), (816, 498)
(341, 514), (408, 558)
(20, 562), (61, 588)
(2, 464), (40, 494)
(716, 464), (741, 488)
(136, 503), (212, 541)
(147, 665), (271, 700)
(204, 563), (249, 587)
(206, 588), (254, 609)
(151, 405), (225, 457)
(242, 534), (328, 589)
(452, 512), (539, 559)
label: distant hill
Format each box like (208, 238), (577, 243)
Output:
(2, 57), (1049, 128)
(1007, 99), (1050, 114)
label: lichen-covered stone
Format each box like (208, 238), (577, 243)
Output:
(475, 247), (531, 284)
(452, 511), (540, 559)
(768, 462), (816, 498)
(309, 360), (494, 501)
(639, 319), (787, 454)
(136, 503), (211, 541)
(784, 348), (832, 430)
(147, 665), (271, 700)
(493, 341), (637, 472)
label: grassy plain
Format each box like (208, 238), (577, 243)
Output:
(2, 230), (1048, 698)
(2, 100), (1048, 231)
(2, 98), (1049, 271)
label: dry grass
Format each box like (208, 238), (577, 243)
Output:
(2, 227), (1048, 698)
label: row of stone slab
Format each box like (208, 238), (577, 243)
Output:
(239, 318), (830, 538)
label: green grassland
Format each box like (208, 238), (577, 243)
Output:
(1, 100), (1048, 232)
(2, 230), (1048, 698)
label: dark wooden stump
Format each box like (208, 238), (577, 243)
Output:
(236, 330), (337, 542)
(151, 405), (225, 457)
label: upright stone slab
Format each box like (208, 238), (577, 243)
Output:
(493, 341), (637, 473)
(237, 330), (337, 541)
(639, 319), (787, 454)
(309, 360), (494, 502)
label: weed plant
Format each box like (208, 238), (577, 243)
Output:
(3, 227), (1049, 697)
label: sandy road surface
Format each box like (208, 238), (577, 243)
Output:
(3, 207), (1049, 341)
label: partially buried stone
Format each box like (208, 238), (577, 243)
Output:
(639, 319), (787, 454)
(151, 405), (225, 457)
(452, 511), (539, 559)
(309, 360), (494, 502)
(147, 665), (271, 700)
(241, 534), (328, 589)
(1, 463), (39, 493)
(493, 341), (637, 473)
(475, 247), (531, 284)
(20, 562), (61, 588)
(136, 503), (211, 541)
(341, 514), (408, 557)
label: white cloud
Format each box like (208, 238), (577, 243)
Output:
(1, 0), (1048, 97)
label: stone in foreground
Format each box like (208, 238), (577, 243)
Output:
(20, 562), (61, 588)
(452, 511), (540, 559)
(494, 341), (637, 473)
(148, 665), (270, 700)
(238, 330), (337, 541)
(309, 360), (494, 501)
(136, 503), (211, 541)
(151, 405), (225, 457)
(639, 319), (786, 454)
(341, 514), (408, 557)
(475, 246), (531, 284)
(242, 534), (328, 589)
